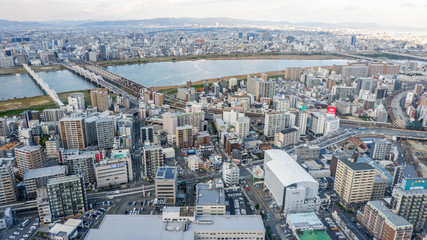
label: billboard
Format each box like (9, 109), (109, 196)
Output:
(402, 178), (427, 190)
(301, 106), (309, 111)
(327, 106), (336, 115)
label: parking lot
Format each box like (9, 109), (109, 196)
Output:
(0, 217), (39, 240)
(112, 189), (157, 215)
(224, 187), (254, 216)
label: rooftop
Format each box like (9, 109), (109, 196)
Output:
(340, 158), (374, 171)
(196, 183), (225, 205)
(287, 212), (324, 229)
(85, 214), (264, 240)
(47, 175), (81, 185)
(155, 167), (178, 180)
(367, 200), (413, 227)
(299, 230), (331, 240)
(0, 142), (21, 150)
(24, 166), (66, 180)
(265, 150), (318, 186)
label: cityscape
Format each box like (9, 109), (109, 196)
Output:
(0, 1), (427, 240)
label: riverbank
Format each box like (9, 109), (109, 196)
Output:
(0, 65), (64, 75)
(0, 90), (92, 117)
(95, 52), (346, 67)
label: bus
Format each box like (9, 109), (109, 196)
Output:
(21, 219), (30, 227)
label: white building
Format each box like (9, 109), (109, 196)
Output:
(68, 93), (85, 111)
(222, 162), (240, 187)
(85, 207), (265, 240)
(264, 150), (320, 215)
(264, 112), (288, 138)
(309, 112), (325, 136)
(188, 155), (201, 172)
(323, 117), (340, 136)
(222, 110), (243, 125)
(235, 117), (250, 138)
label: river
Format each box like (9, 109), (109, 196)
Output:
(0, 59), (350, 101)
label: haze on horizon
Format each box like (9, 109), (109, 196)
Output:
(1, 0), (426, 29)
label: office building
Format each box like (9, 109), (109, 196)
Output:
(195, 181), (226, 215)
(188, 155), (201, 172)
(15, 145), (45, 178)
(47, 175), (87, 220)
(274, 128), (300, 148)
(96, 118), (115, 149)
(264, 150), (320, 215)
(351, 35), (357, 46)
(59, 117), (86, 149)
(309, 112), (325, 137)
(42, 109), (67, 122)
(390, 177), (427, 231)
(334, 159), (376, 210)
(155, 167), (177, 205)
(90, 89), (111, 112)
(24, 166), (66, 200)
(284, 67), (301, 80)
(141, 126), (154, 144)
(264, 112), (288, 138)
(0, 158), (17, 204)
(235, 117), (250, 138)
(143, 145), (164, 179)
(94, 150), (133, 188)
(100, 45), (107, 60)
(68, 93), (85, 111)
(247, 75), (276, 100)
(85, 207), (265, 240)
(222, 162), (240, 187)
(176, 125), (193, 149)
(357, 200), (413, 240)
(162, 112), (177, 135)
(370, 139), (391, 160)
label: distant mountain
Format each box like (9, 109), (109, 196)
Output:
(0, 17), (424, 31)
(40, 20), (98, 27)
(0, 19), (47, 28)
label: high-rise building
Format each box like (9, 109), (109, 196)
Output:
(24, 165), (66, 200)
(42, 109), (67, 122)
(96, 118), (115, 149)
(68, 93), (85, 111)
(350, 35), (357, 46)
(15, 145), (45, 178)
(176, 112), (204, 129)
(390, 177), (427, 231)
(356, 77), (378, 95)
(235, 117), (250, 138)
(308, 112), (325, 137)
(84, 116), (98, 146)
(284, 67), (301, 80)
(90, 89), (111, 112)
(334, 158), (376, 210)
(100, 45), (107, 60)
(47, 175), (87, 220)
(140, 126), (154, 144)
(370, 139), (391, 160)
(45, 137), (60, 159)
(154, 167), (177, 205)
(246, 75), (276, 100)
(222, 110), (243, 125)
(0, 117), (9, 137)
(392, 165), (418, 189)
(59, 117), (86, 149)
(295, 110), (308, 136)
(356, 200), (413, 240)
(154, 93), (164, 106)
(36, 188), (52, 223)
(0, 158), (17, 204)
(162, 112), (177, 135)
(63, 154), (96, 187)
(176, 125), (193, 149)
(264, 112), (288, 138)
(143, 145), (164, 179)
(222, 162), (240, 187)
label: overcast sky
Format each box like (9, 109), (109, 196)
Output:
(1, 0), (426, 28)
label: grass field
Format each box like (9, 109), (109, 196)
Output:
(0, 65), (64, 75)
(0, 89), (92, 117)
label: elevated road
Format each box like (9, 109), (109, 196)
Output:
(23, 64), (64, 107)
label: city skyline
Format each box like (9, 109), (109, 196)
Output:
(1, 0), (427, 29)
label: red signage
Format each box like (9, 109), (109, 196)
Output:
(327, 106), (336, 115)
